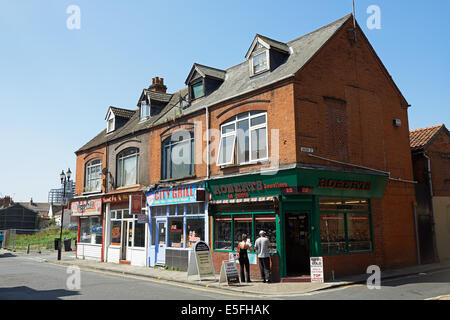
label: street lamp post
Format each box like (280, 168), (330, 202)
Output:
(57, 168), (71, 261)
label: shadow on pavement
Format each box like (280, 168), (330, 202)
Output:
(0, 253), (16, 258)
(0, 286), (80, 300)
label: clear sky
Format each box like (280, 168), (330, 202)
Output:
(0, 0), (449, 202)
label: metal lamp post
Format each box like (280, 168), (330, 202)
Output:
(57, 168), (71, 261)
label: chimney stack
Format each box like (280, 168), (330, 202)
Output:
(149, 77), (167, 93)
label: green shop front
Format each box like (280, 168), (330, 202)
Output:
(206, 167), (388, 281)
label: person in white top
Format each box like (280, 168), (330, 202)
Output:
(254, 230), (271, 283)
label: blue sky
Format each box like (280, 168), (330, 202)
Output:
(0, 0), (449, 202)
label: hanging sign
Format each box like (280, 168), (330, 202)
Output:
(310, 257), (324, 283)
(219, 261), (240, 285)
(130, 195), (143, 214)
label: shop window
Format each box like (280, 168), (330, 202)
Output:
(177, 204), (185, 215)
(80, 217), (102, 244)
(319, 198), (372, 255)
(186, 218), (205, 248)
(233, 215), (252, 249)
(347, 214), (372, 252)
(161, 132), (194, 180)
(255, 216), (277, 253)
(111, 220), (122, 246)
(134, 222), (146, 248)
(320, 198), (369, 212)
(320, 213), (346, 254)
(168, 218), (184, 248)
(214, 216), (232, 250)
(151, 219), (156, 246)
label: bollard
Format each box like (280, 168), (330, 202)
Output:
(27, 243), (30, 254)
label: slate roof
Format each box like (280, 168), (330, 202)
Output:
(17, 202), (50, 213)
(186, 63), (227, 84)
(109, 106), (136, 119)
(76, 14), (354, 154)
(145, 90), (173, 103)
(410, 124), (447, 152)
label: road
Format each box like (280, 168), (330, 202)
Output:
(0, 253), (239, 300)
(0, 252), (449, 300)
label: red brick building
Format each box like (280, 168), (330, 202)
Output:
(73, 14), (419, 281)
(410, 124), (450, 263)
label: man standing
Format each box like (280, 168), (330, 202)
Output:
(254, 230), (271, 283)
(0, 232), (4, 251)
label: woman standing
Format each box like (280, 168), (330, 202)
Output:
(237, 234), (251, 283)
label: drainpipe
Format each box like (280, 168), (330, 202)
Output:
(205, 106), (210, 179)
(423, 152), (440, 262)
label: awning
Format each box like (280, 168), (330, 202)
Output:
(209, 196), (277, 205)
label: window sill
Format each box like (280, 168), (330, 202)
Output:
(159, 175), (197, 183)
(116, 184), (141, 190)
(82, 191), (102, 196)
(220, 159), (270, 170)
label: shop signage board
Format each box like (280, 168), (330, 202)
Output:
(71, 199), (102, 217)
(310, 257), (324, 283)
(146, 184), (203, 207)
(187, 241), (215, 281)
(130, 195), (143, 214)
(103, 194), (130, 204)
(207, 168), (388, 200)
(219, 261), (240, 285)
(137, 214), (148, 224)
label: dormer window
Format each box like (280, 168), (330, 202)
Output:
(252, 50), (269, 74)
(185, 64), (226, 102)
(246, 34), (290, 77)
(107, 115), (115, 133)
(192, 81), (204, 100)
(140, 101), (150, 121)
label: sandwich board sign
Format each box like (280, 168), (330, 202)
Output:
(219, 260), (240, 285)
(310, 257), (324, 283)
(187, 241), (215, 281)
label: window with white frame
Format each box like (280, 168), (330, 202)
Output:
(140, 101), (150, 121)
(107, 118), (115, 133)
(251, 50), (269, 75)
(117, 148), (139, 187)
(85, 159), (102, 193)
(217, 111), (268, 166)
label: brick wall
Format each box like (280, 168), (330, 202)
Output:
(74, 146), (107, 196)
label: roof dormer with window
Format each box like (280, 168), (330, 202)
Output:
(185, 63), (226, 102)
(245, 34), (290, 77)
(105, 106), (135, 134)
(138, 77), (173, 121)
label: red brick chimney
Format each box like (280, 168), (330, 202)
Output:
(149, 77), (167, 93)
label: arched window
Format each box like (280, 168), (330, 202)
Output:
(161, 131), (194, 180)
(117, 148), (139, 187)
(85, 159), (102, 193)
(217, 111), (268, 166)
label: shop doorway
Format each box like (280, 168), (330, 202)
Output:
(155, 220), (167, 265)
(285, 213), (310, 276)
(120, 220), (133, 261)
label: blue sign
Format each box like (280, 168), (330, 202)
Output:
(146, 184), (203, 207)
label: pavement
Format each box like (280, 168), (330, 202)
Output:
(3, 248), (450, 297)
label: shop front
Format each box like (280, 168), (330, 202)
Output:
(207, 167), (389, 281)
(103, 192), (148, 266)
(146, 184), (207, 271)
(71, 197), (103, 261)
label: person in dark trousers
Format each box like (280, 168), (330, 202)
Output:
(255, 230), (271, 283)
(237, 234), (251, 283)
